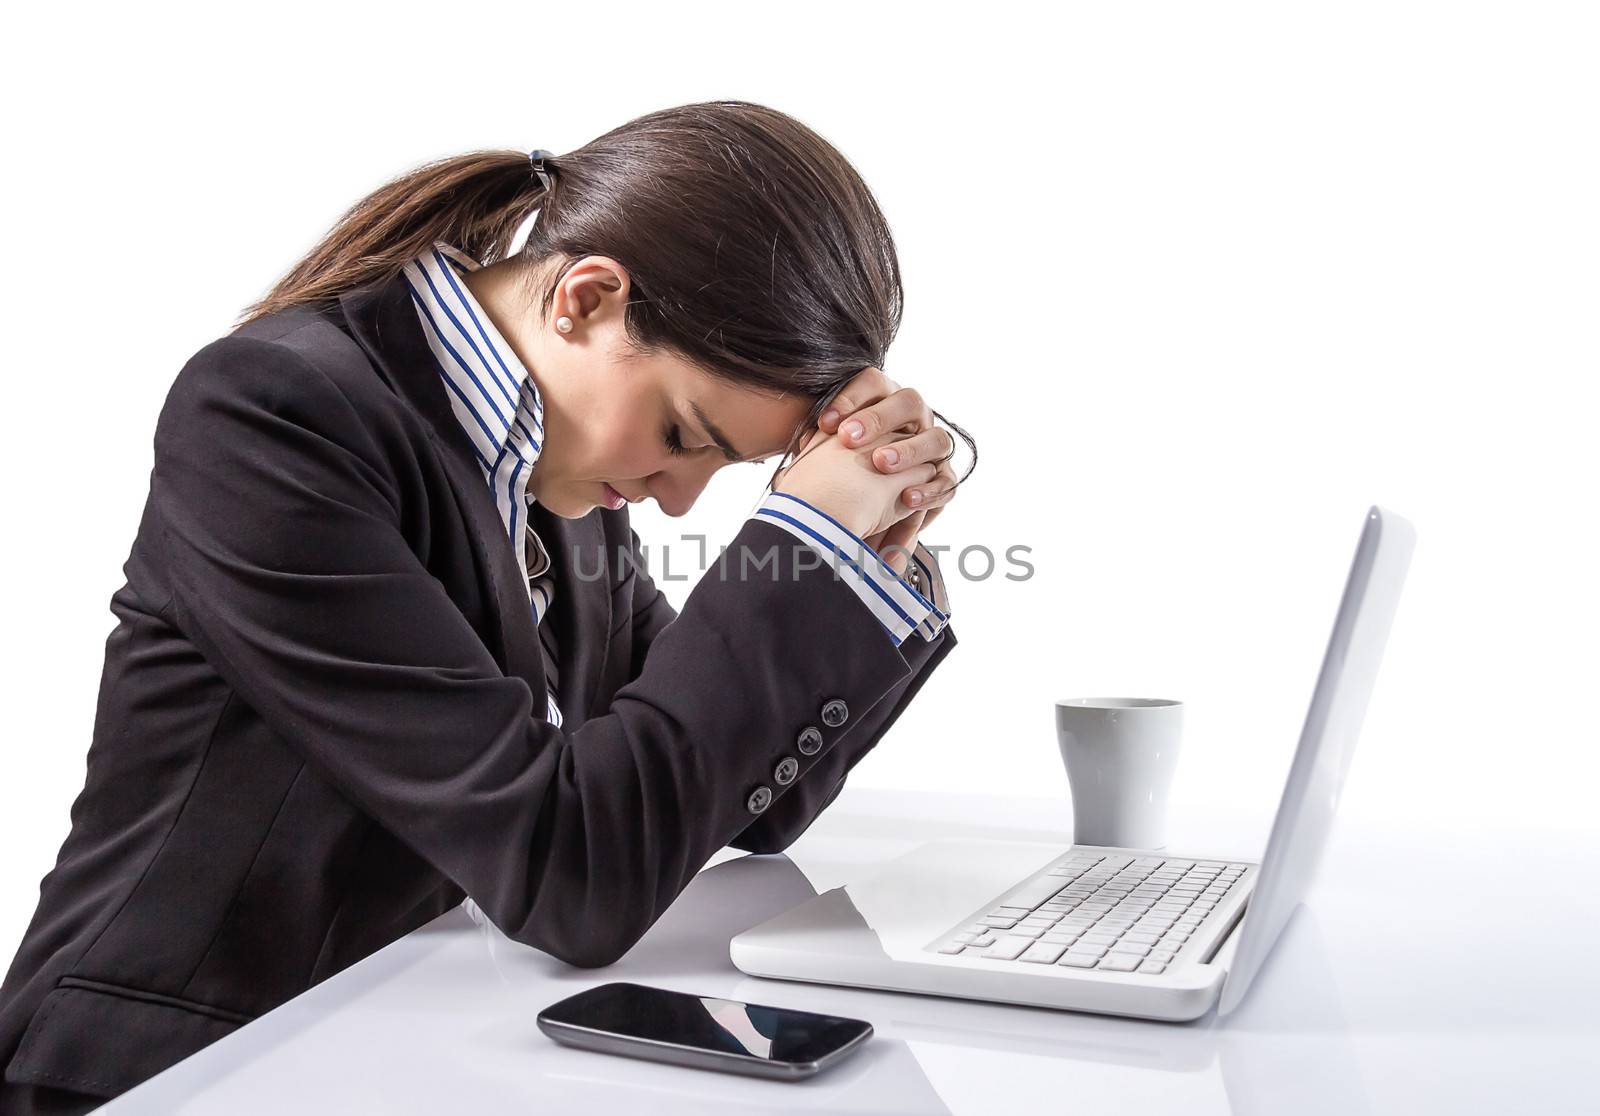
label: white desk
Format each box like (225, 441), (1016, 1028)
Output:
(102, 788), (1595, 1114)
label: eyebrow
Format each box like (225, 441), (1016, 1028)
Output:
(689, 400), (745, 463)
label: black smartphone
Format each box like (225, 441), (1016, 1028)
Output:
(536, 981), (873, 1080)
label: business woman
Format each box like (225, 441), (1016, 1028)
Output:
(0, 100), (969, 1112)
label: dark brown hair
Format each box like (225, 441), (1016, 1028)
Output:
(241, 100), (973, 484)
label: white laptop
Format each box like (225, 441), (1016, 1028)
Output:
(731, 505), (1415, 1022)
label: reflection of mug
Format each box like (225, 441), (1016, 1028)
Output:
(1055, 698), (1184, 849)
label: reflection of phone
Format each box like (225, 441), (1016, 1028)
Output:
(537, 981), (873, 1080)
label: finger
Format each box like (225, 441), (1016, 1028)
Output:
(818, 366), (898, 433)
(873, 511), (926, 576)
(871, 425), (957, 474)
(901, 463), (958, 510)
(836, 386), (930, 447)
(885, 461), (939, 493)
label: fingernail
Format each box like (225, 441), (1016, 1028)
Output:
(907, 490), (923, 506)
(821, 408), (838, 426)
(880, 448), (899, 467)
(843, 420), (863, 442)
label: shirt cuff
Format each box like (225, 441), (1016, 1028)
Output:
(908, 542), (952, 642)
(751, 492), (951, 647)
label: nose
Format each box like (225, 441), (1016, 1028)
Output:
(647, 458), (719, 517)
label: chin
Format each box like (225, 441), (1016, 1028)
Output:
(537, 489), (602, 519)
(546, 499), (597, 519)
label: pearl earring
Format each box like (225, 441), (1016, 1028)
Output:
(555, 315), (574, 334)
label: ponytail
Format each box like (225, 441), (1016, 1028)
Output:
(237, 149), (545, 327)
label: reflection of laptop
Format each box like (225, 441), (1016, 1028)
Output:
(732, 506), (1415, 1022)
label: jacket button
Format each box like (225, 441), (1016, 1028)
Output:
(774, 756), (799, 786)
(821, 699), (849, 728)
(796, 726), (823, 755)
(747, 785), (773, 814)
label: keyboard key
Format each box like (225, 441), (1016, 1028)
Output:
(970, 933), (996, 947)
(952, 931), (978, 943)
(1110, 940), (1151, 956)
(1058, 952), (1099, 967)
(982, 935), (1035, 960)
(1150, 949), (1176, 963)
(1125, 931), (1162, 944)
(1002, 882), (1069, 908)
(1138, 960), (1168, 974)
(1098, 954), (1141, 971)
(979, 916), (1019, 929)
(991, 906), (1033, 918)
(1021, 942), (1068, 964)
(1008, 925), (1046, 938)
(938, 943), (968, 954)
(1066, 943), (1108, 959)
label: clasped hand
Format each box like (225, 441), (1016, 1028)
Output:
(773, 367), (959, 575)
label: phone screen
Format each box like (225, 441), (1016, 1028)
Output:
(539, 981), (872, 1068)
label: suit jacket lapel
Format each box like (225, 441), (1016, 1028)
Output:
(332, 273), (553, 705)
(527, 501), (613, 723)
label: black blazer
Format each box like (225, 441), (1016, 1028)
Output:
(0, 270), (956, 1103)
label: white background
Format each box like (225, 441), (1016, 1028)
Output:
(1, 1), (1595, 963)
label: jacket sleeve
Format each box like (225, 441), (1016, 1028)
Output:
(726, 613), (957, 854)
(152, 337), (926, 969)
(618, 519), (958, 857)
(622, 527), (677, 682)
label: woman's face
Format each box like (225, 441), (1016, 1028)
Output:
(467, 256), (811, 519)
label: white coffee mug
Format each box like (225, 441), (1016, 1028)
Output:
(1055, 697), (1184, 849)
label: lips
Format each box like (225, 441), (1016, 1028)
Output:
(601, 483), (627, 511)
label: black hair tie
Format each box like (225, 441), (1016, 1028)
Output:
(527, 149), (556, 193)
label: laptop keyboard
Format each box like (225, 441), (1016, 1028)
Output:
(928, 852), (1249, 974)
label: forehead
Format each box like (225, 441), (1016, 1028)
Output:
(651, 349), (814, 460)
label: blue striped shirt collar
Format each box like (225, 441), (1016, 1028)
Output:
(399, 241), (546, 475)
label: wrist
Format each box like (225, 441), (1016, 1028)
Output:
(773, 483), (874, 540)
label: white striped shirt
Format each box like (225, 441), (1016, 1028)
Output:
(403, 242), (950, 725)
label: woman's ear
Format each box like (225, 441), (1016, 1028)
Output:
(553, 256), (630, 327)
